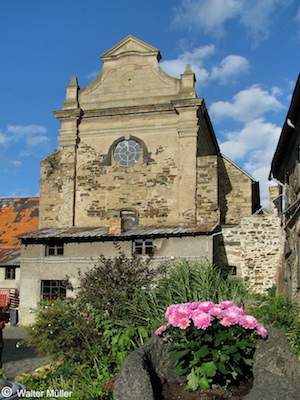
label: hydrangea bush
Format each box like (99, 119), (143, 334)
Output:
(155, 300), (267, 391)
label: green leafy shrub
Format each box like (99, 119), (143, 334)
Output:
(248, 293), (300, 357)
(70, 253), (154, 318)
(24, 298), (103, 366)
(84, 310), (150, 369)
(25, 253), (155, 371)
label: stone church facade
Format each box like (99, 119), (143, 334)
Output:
(19, 36), (279, 324)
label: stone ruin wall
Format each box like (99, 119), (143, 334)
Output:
(219, 187), (283, 294)
(75, 138), (182, 226)
(39, 147), (76, 228)
(196, 155), (219, 224)
(219, 156), (254, 226)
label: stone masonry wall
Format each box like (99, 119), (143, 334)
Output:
(75, 139), (181, 225)
(196, 155), (219, 224)
(39, 147), (76, 228)
(219, 156), (254, 225)
(218, 187), (283, 294)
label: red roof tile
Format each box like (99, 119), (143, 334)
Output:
(0, 198), (39, 249)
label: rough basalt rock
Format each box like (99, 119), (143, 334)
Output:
(113, 335), (179, 400)
(114, 327), (300, 400)
(244, 327), (300, 400)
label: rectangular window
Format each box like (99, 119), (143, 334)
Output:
(41, 280), (66, 301)
(133, 238), (153, 255)
(45, 242), (64, 256)
(5, 267), (16, 280)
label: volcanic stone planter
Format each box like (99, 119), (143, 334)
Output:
(113, 327), (300, 400)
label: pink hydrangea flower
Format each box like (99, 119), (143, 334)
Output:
(178, 317), (191, 330)
(192, 310), (213, 330)
(239, 314), (258, 329)
(209, 305), (224, 318)
(165, 304), (177, 320)
(226, 305), (245, 316)
(219, 317), (231, 327)
(189, 301), (202, 310)
(176, 303), (192, 319)
(168, 313), (181, 327)
(155, 325), (167, 335)
(256, 323), (268, 338)
(219, 300), (235, 309)
(197, 301), (215, 313)
(221, 308), (240, 326)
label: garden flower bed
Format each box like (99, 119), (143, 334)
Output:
(155, 301), (267, 392)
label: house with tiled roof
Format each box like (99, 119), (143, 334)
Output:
(0, 198), (39, 309)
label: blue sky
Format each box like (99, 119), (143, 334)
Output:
(1, 0), (300, 207)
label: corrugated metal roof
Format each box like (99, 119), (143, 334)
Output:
(0, 249), (20, 265)
(19, 222), (219, 241)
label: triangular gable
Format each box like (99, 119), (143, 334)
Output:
(77, 36), (183, 109)
(221, 154), (257, 182)
(101, 35), (161, 62)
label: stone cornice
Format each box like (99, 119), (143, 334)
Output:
(53, 108), (83, 121)
(54, 99), (204, 121)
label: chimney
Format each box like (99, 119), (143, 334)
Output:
(109, 217), (122, 234)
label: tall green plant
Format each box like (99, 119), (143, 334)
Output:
(126, 258), (251, 336)
(156, 258), (249, 305)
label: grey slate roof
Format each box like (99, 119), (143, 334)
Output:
(19, 222), (219, 242)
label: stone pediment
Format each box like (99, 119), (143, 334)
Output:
(101, 35), (161, 62)
(61, 36), (196, 110)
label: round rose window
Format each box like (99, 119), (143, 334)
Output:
(114, 140), (141, 167)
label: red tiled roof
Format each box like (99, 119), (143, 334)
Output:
(0, 198), (39, 249)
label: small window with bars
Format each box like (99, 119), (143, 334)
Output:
(5, 267), (16, 280)
(45, 242), (64, 256)
(133, 238), (153, 255)
(41, 280), (66, 301)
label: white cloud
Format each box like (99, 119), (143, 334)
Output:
(1, 124), (49, 147)
(25, 135), (50, 147)
(172, 0), (242, 38)
(210, 55), (250, 84)
(220, 118), (281, 206)
(220, 118), (281, 160)
(160, 45), (250, 88)
(160, 44), (215, 86)
(172, 0), (292, 44)
(209, 85), (284, 123)
(7, 124), (47, 137)
(0, 131), (12, 146)
(87, 70), (100, 80)
(0, 124), (50, 171)
(0, 153), (22, 168)
(296, 6), (300, 22)
(296, 6), (300, 36)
